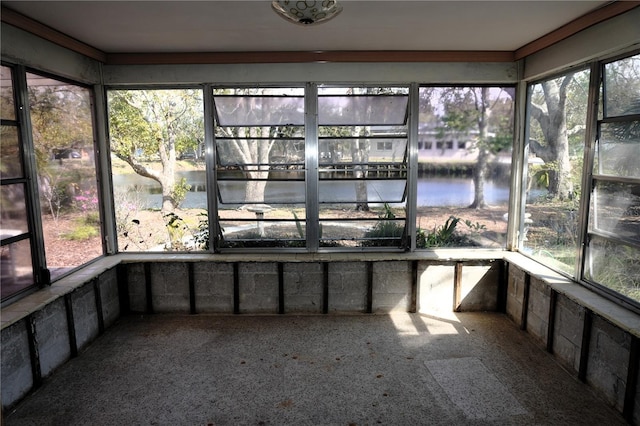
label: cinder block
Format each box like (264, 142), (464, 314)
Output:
(193, 262), (234, 313)
(552, 294), (583, 372)
(506, 266), (525, 322)
(239, 263), (278, 313)
(372, 261), (411, 312)
(458, 263), (499, 311)
(34, 298), (70, 377)
(526, 277), (550, 344)
(126, 263), (147, 313)
(328, 262), (367, 313)
(284, 262), (323, 313)
(71, 283), (99, 351)
(98, 268), (120, 328)
(418, 264), (454, 313)
(586, 315), (631, 412)
(1, 320), (32, 409)
(150, 263), (189, 312)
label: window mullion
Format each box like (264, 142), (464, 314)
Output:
(305, 82), (319, 252)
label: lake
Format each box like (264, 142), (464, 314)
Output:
(111, 170), (521, 209)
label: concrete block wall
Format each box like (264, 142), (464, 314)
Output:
(121, 259), (502, 316)
(506, 262), (640, 423)
(0, 266), (121, 410)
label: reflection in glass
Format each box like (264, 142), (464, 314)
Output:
(0, 126), (23, 179)
(0, 239), (35, 299)
(0, 184), (29, 235)
(604, 53), (640, 118)
(589, 181), (640, 245)
(585, 237), (640, 304)
(318, 95), (409, 126)
(319, 180), (406, 204)
(597, 122), (640, 178)
(218, 180), (306, 204)
(0, 65), (15, 121)
(214, 95), (304, 127)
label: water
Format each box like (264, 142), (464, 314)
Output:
(112, 170), (515, 209)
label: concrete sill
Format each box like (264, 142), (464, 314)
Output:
(504, 252), (640, 338)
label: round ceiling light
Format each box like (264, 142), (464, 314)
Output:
(271, 1), (343, 26)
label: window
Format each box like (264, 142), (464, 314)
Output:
(213, 87), (306, 249)
(523, 69), (590, 274)
(417, 86), (514, 248)
(1, 65), (36, 301)
(584, 53), (640, 305)
(318, 86), (409, 248)
(27, 72), (103, 279)
(108, 89), (205, 251)
(458, 141), (467, 149)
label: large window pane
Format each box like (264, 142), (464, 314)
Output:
(213, 87), (306, 249)
(28, 73), (103, 278)
(523, 70), (589, 273)
(108, 89), (205, 251)
(417, 86), (514, 248)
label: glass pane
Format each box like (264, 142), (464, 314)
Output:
(217, 139), (304, 166)
(597, 121), (640, 178)
(319, 215), (405, 248)
(319, 138), (407, 165)
(523, 70), (589, 273)
(214, 96), (304, 126)
(218, 180), (306, 204)
(108, 89), (205, 251)
(1, 184), (29, 236)
(585, 237), (640, 304)
(0, 126), (23, 179)
(417, 86), (515, 248)
(0, 65), (15, 121)
(604, 53), (640, 118)
(318, 95), (408, 125)
(589, 180), (640, 245)
(219, 218), (306, 248)
(28, 73), (104, 274)
(319, 180), (406, 204)
(1, 238), (35, 300)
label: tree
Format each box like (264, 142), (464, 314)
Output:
(213, 88), (302, 204)
(108, 89), (203, 212)
(528, 72), (581, 200)
(436, 87), (513, 209)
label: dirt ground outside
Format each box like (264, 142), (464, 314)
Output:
(42, 204), (516, 266)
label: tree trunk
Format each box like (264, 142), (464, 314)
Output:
(529, 75), (576, 200)
(469, 87), (490, 209)
(352, 136), (370, 211)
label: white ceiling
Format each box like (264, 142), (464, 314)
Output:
(2, 1), (611, 54)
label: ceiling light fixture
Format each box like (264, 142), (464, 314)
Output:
(271, 0), (343, 26)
